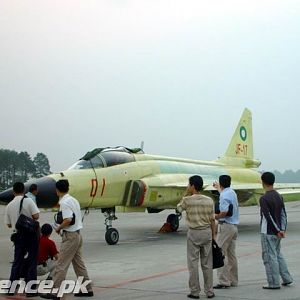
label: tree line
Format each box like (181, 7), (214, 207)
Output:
(273, 170), (300, 183)
(0, 148), (51, 191)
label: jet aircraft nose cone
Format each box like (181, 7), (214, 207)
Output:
(0, 177), (58, 208)
(0, 187), (13, 205)
(35, 177), (59, 208)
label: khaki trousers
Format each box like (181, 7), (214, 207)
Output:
(187, 227), (213, 296)
(53, 231), (92, 291)
(216, 223), (238, 286)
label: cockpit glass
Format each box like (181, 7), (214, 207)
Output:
(68, 156), (104, 170)
(100, 151), (135, 167)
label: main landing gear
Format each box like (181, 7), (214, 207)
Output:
(102, 208), (119, 245)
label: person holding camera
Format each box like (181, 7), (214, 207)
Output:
(177, 175), (215, 299)
(213, 175), (239, 289)
(41, 179), (93, 300)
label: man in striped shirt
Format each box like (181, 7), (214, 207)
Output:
(177, 175), (215, 299)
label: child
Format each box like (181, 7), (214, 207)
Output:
(37, 223), (59, 280)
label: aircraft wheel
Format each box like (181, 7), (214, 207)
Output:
(167, 214), (179, 232)
(105, 228), (119, 245)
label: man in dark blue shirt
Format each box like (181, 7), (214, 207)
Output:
(260, 172), (293, 289)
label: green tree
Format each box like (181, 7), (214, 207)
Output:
(0, 149), (20, 189)
(0, 149), (52, 190)
(33, 152), (51, 178)
(18, 151), (36, 182)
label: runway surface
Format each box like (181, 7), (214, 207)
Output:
(0, 201), (300, 299)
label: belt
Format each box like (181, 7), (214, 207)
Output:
(63, 230), (80, 233)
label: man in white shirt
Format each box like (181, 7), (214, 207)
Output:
(41, 179), (93, 300)
(4, 182), (40, 295)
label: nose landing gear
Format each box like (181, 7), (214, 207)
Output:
(103, 208), (119, 245)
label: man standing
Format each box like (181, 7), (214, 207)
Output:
(4, 182), (40, 296)
(213, 175), (239, 289)
(41, 179), (93, 300)
(26, 184), (38, 206)
(177, 175), (215, 299)
(260, 172), (293, 289)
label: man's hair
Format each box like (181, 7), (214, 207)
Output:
(261, 172), (275, 186)
(56, 179), (69, 193)
(29, 184), (38, 193)
(219, 175), (231, 188)
(41, 223), (53, 236)
(13, 182), (25, 194)
(189, 175), (203, 191)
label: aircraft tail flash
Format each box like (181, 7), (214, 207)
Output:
(219, 108), (261, 168)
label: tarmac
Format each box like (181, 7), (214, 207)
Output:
(0, 201), (300, 300)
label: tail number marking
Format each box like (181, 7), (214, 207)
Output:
(235, 143), (248, 155)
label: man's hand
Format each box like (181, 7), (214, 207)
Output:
(277, 231), (285, 238)
(215, 211), (228, 220)
(183, 186), (192, 197)
(55, 218), (72, 235)
(213, 181), (221, 192)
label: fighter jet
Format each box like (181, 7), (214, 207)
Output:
(1, 108), (300, 245)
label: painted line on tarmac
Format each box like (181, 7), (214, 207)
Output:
(94, 267), (187, 291)
(92, 238), (300, 293)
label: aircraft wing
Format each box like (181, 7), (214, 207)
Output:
(140, 174), (300, 207)
(206, 183), (300, 202)
(163, 182), (259, 191)
(274, 184), (300, 201)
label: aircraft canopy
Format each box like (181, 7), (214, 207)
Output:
(68, 147), (139, 170)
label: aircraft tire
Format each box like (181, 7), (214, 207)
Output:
(105, 228), (119, 245)
(166, 214), (179, 232)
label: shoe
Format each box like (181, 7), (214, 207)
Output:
(40, 293), (60, 300)
(207, 292), (215, 298)
(74, 291), (94, 297)
(5, 292), (15, 296)
(187, 294), (199, 299)
(213, 284), (230, 289)
(282, 281), (293, 286)
(262, 286), (280, 290)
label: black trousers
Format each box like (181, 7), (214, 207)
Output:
(10, 231), (39, 283)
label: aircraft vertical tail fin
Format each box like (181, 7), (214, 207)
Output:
(219, 108), (261, 168)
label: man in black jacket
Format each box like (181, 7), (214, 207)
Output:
(260, 172), (293, 290)
(4, 182), (40, 296)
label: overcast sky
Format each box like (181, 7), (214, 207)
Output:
(1, 0), (300, 173)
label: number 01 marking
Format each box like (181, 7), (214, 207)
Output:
(90, 179), (98, 197)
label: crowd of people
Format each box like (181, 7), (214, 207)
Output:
(4, 172), (293, 299)
(177, 172), (293, 299)
(4, 180), (94, 299)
